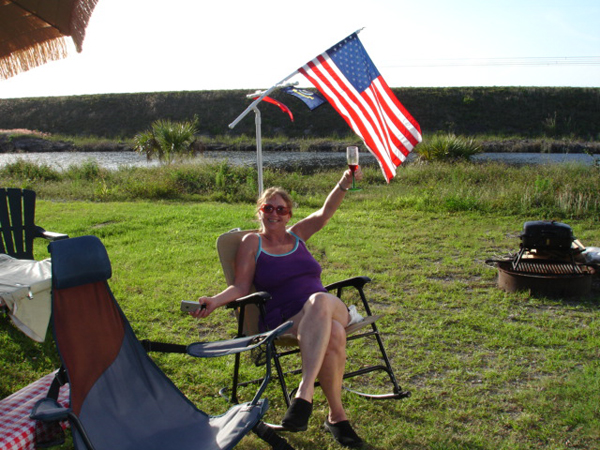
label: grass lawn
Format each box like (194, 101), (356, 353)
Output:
(1, 162), (599, 449)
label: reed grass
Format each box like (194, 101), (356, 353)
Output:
(1, 157), (599, 220)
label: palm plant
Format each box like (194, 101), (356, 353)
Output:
(134, 118), (199, 165)
(415, 133), (482, 162)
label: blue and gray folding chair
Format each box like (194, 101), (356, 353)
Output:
(30, 235), (294, 450)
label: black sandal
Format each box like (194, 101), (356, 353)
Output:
(281, 398), (313, 432)
(324, 419), (364, 448)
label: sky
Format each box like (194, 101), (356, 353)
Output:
(1, 0), (599, 99)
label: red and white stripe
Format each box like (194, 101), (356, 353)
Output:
(299, 53), (421, 182)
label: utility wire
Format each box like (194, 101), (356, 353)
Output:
(385, 56), (600, 68)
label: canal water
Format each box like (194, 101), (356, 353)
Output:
(0, 150), (598, 171)
(0, 151), (371, 171)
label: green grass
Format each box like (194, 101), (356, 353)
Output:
(1, 161), (599, 449)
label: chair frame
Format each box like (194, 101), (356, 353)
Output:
(216, 229), (411, 407)
(0, 188), (68, 259)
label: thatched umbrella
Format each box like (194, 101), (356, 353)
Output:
(0, 0), (99, 79)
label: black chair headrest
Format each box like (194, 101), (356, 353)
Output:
(49, 236), (112, 289)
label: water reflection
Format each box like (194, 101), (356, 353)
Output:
(0, 150), (598, 171)
(0, 151), (377, 171)
(472, 152), (600, 165)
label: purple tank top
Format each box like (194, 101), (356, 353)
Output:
(254, 232), (327, 330)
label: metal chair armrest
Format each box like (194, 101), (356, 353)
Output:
(225, 291), (271, 309)
(35, 226), (69, 241)
(325, 276), (371, 292)
(325, 276), (374, 316)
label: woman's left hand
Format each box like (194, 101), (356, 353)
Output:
(340, 166), (362, 188)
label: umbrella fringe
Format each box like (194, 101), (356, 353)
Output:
(0, 0), (99, 80)
(69, 0), (100, 51)
(0, 37), (68, 80)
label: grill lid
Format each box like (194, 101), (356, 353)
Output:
(520, 220), (574, 250)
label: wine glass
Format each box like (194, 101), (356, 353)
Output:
(346, 146), (361, 191)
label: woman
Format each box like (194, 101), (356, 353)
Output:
(192, 167), (364, 448)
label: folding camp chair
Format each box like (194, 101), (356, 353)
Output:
(216, 229), (410, 407)
(30, 235), (295, 450)
(0, 188), (68, 259)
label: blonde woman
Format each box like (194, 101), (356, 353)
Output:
(193, 167), (364, 448)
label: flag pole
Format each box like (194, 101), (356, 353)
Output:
(228, 73), (298, 129)
(228, 77), (296, 196)
(230, 80), (298, 196)
(252, 105), (264, 196)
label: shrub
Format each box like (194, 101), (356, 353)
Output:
(415, 134), (482, 162)
(1, 159), (61, 181)
(134, 118), (199, 165)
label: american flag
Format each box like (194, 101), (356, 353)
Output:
(298, 33), (422, 182)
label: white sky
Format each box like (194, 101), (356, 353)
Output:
(1, 0), (599, 99)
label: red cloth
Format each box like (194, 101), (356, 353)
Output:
(0, 372), (70, 450)
(252, 96), (294, 122)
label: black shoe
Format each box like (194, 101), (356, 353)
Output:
(324, 419), (364, 448)
(281, 398), (313, 432)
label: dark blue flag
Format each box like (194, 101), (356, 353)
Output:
(282, 87), (326, 110)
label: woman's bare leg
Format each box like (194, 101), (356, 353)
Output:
(289, 292), (349, 420)
(317, 319), (348, 422)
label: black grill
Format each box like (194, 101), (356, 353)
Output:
(488, 221), (594, 297)
(520, 220), (574, 251)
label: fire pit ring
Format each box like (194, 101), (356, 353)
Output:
(496, 260), (593, 298)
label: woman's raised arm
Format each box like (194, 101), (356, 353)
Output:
(291, 167), (362, 242)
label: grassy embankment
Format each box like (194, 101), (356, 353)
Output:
(1, 87), (599, 140)
(1, 158), (599, 449)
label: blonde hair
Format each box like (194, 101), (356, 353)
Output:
(256, 187), (294, 230)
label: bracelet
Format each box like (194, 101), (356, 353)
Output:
(337, 182), (348, 192)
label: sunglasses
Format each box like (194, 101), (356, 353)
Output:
(260, 204), (291, 216)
